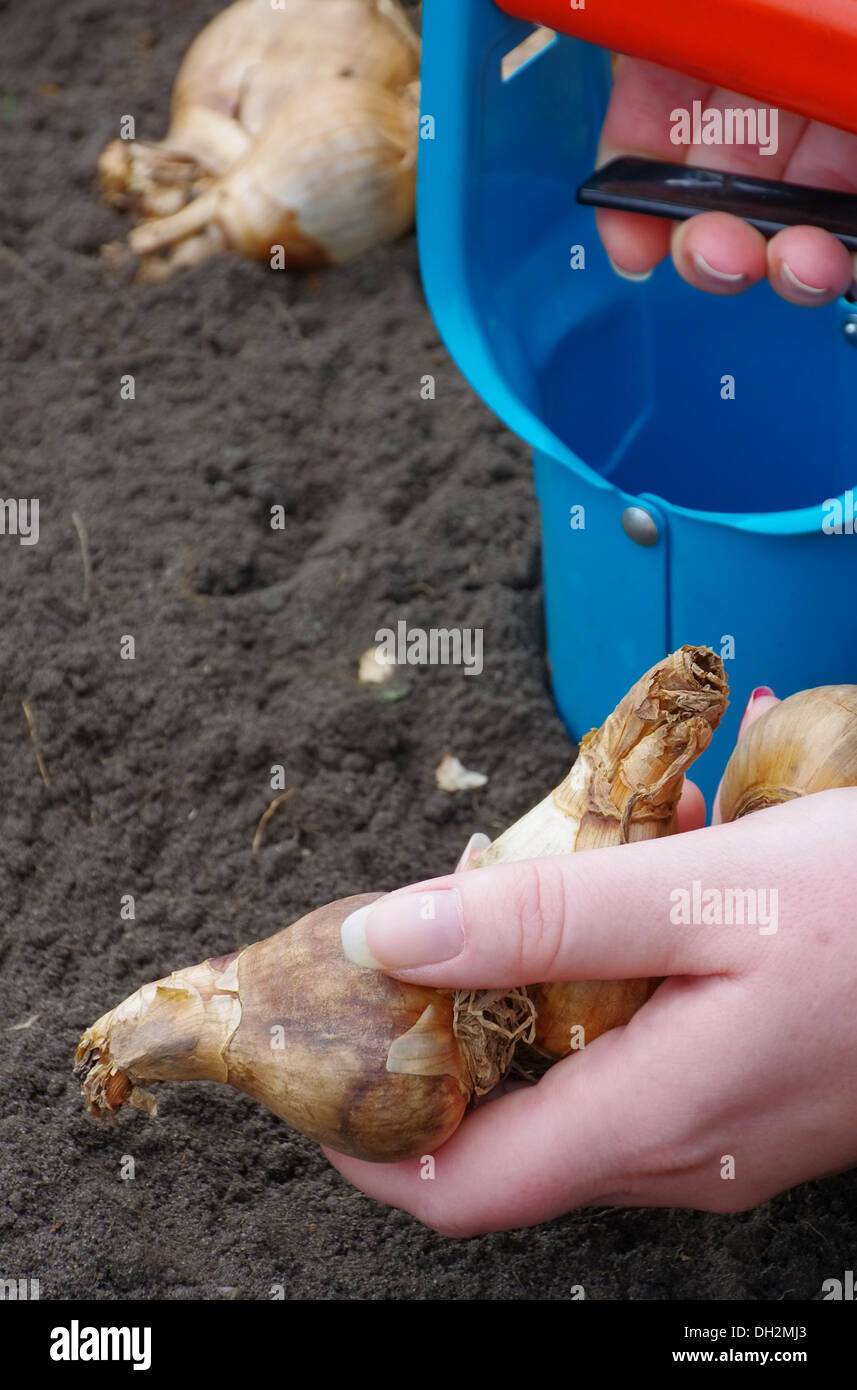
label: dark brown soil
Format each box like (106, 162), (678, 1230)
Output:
(1, 0), (854, 1300)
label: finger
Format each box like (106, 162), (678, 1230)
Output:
(781, 121), (857, 296)
(663, 84), (807, 180)
(783, 117), (857, 194)
(670, 213), (768, 294)
(681, 98), (856, 307)
(595, 60), (714, 275)
(594, 204), (671, 281)
(322, 1029), (638, 1234)
(471, 1073), (532, 1107)
(325, 970), (771, 1231)
(659, 87), (805, 298)
(454, 832), (491, 872)
(676, 778), (705, 832)
(712, 687), (780, 824)
(596, 61), (824, 290)
(765, 225), (853, 305)
(339, 808), (797, 985)
(597, 59), (715, 162)
(736, 687), (779, 741)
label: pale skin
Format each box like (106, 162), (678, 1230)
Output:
(324, 67), (857, 1232)
(328, 694), (857, 1233)
(597, 57), (857, 302)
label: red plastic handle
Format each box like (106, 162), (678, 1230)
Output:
(496, 0), (857, 137)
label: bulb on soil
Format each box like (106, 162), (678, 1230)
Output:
(76, 646), (729, 1159)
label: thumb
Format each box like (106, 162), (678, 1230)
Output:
(338, 807), (792, 988)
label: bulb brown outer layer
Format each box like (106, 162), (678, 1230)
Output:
(224, 895), (469, 1160)
(717, 685), (857, 822)
(75, 647), (728, 1158)
(480, 645), (729, 1059)
(75, 895), (469, 1163)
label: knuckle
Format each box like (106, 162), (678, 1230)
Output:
(508, 859), (569, 979)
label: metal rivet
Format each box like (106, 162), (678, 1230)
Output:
(844, 316), (857, 346)
(621, 506), (659, 546)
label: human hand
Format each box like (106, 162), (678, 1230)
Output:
(326, 691), (857, 1235)
(598, 57), (857, 304)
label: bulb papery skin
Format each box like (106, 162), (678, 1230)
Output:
(222, 896), (469, 1160)
(98, 0), (421, 216)
(718, 685), (857, 823)
(97, 0), (422, 278)
(76, 647), (729, 1156)
(76, 894), (470, 1163)
(479, 788), (583, 864)
(126, 77), (418, 279)
(472, 645), (729, 1059)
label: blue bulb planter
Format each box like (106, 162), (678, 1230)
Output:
(417, 0), (857, 806)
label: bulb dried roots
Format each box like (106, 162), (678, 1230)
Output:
(467, 645), (729, 1058)
(127, 78), (419, 280)
(76, 647), (730, 1160)
(76, 895), (471, 1163)
(97, 0), (421, 275)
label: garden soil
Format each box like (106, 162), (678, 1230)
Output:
(0, 0), (853, 1300)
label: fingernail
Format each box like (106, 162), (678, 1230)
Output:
(340, 888), (465, 970)
(781, 262), (830, 297)
(607, 255), (653, 283)
(691, 251), (746, 284)
(455, 831), (491, 871)
(741, 686), (775, 723)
